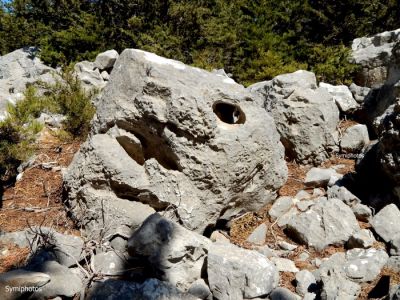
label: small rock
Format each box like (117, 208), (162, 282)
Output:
(295, 190), (311, 200)
(319, 82), (359, 113)
(94, 49), (119, 70)
(210, 231), (230, 244)
(296, 200), (314, 212)
(371, 204), (400, 243)
(305, 168), (341, 188)
(287, 198), (360, 250)
(297, 252), (310, 262)
(304, 293), (317, 300)
(256, 245), (277, 258)
(340, 124), (370, 153)
(327, 185), (361, 207)
(270, 287), (301, 300)
(100, 70), (110, 81)
(278, 241), (298, 251)
(269, 196), (295, 220)
(270, 257), (299, 273)
(344, 248), (388, 282)
(313, 188), (324, 197)
(349, 83), (370, 103)
(390, 234), (400, 256)
(352, 203), (372, 222)
(386, 256), (400, 272)
(92, 251), (129, 276)
(208, 242), (278, 299)
(188, 279), (212, 300)
(390, 285), (400, 300)
(347, 229), (376, 249)
(246, 223), (267, 245)
(296, 270), (317, 296)
(110, 236), (128, 252)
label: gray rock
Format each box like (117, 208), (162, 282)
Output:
(64, 49), (287, 236)
(386, 256), (400, 272)
(210, 231), (230, 244)
(100, 70), (110, 81)
(287, 198), (360, 250)
(26, 260), (82, 299)
(296, 200), (314, 212)
(270, 287), (301, 300)
(87, 278), (197, 300)
(295, 190), (311, 200)
(269, 196), (296, 224)
(390, 234), (400, 256)
(371, 204), (400, 243)
(0, 48), (55, 118)
(74, 60), (106, 91)
(0, 228), (84, 267)
(37, 112), (66, 128)
(295, 270), (316, 296)
(0, 270), (50, 300)
(351, 203), (372, 222)
(347, 229), (376, 249)
(344, 248), (388, 282)
(297, 252), (310, 262)
(188, 279), (212, 300)
(270, 257), (299, 272)
(110, 236), (128, 252)
(349, 83), (371, 103)
(319, 82), (359, 113)
(92, 251), (129, 276)
(248, 70), (340, 164)
(340, 124), (370, 153)
(327, 185), (361, 207)
(319, 253), (361, 300)
(207, 242), (278, 300)
(305, 168), (342, 188)
(351, 29), (400, 87)
(127, 213), (210, 290)
(94, 49), (119, 70)
(246, 223), (267, 245)
(256, 245), (277, 258)
(278, 241), (298, 251)
(390, 285), (400, 300)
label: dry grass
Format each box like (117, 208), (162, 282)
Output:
(0, 243), (30, 272)
(279, 162), (310, 197)
(0, 128), (81, 234)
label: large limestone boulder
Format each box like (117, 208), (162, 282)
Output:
(0, 47), (54, 118)
(248, 70), (340, 165)
(64, 49), (287, 235)
(351, 29), (400, 87)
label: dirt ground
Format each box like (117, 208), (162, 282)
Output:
(0, 128), (81, 272)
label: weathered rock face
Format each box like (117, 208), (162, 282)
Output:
(248, 70), (340, 165)
(64, 49), (287, 235)
(351, 29), (400, 87)
(0, 47), (54, 118)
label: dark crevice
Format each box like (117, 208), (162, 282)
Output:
(114, 120), (182, 171)
(213, 101), (246, 124)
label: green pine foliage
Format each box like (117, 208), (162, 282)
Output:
(0, 0), (399, 85)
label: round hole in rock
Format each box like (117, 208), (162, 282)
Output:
(213, 101), (246, 124)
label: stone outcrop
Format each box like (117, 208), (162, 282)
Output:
(351, 29), (400, 87)
(248, 70), (340, 165)
(64, 49), (287, 235)
(0, 47), (54, 119)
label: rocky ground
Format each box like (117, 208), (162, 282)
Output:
(0, 29), (400, 300)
